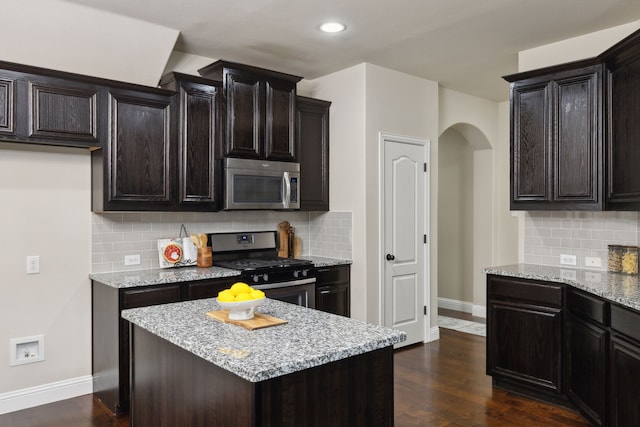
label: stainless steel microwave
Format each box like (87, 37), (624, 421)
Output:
(224, 158), (300, 210)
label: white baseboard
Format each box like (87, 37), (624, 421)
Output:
(472, 304), (486, 319)
(428, 325), (440, 342)
(438, 297), (486, 319)
(0, 375), (93, 415)
(438, 297), (472, 313)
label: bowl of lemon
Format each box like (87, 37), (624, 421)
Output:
(216, 282), (266, 320)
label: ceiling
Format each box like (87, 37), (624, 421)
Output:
(61, 0), (640, 101)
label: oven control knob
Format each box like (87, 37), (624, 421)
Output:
(303, 269), (308, 277)
(263, 273), (269, 282)
(252, 275), (260, 283)
(293, 270), (299, 278)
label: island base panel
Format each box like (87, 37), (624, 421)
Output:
(130, 325), (394, 427)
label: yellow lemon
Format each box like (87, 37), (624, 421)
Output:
(234, 292), (253, 302)
(230, 282), (251, 296)
(250, 289), (265, 300)
(217, 289), (235, 302)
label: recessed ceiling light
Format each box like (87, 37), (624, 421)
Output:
(319, 22), (346, 33)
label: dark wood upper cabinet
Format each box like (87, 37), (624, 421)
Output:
(505, 60), (603, 210)
(0, 75), (15, 135)
(28, 79), (99, 144)
(0, 62), (101, 148)
(198, 60), (301, 161)
(92, 88), (175, 211)
(296, 96), (331, 211)
(602, 31), (640, 210)
(506, 27), (640, 212)
(160, 73), (222, 210)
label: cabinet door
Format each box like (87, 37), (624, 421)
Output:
(316, 284), (350, 317)
(264, 78), (296, 161)
(487, 299), (564, 399)
(296, 96), (331, 211)
(177, 81), (220, 209)
(511, 80), (552, 208)
(610, 336), (640, 426)
(553, 70), (602, 208)
(0, 76), (15, 135)
(315, 266), (350, 316)
(105, 90), (173, 208)
(28, 79), (99, 146)
(607, 57), (640, 210)
(566, 314), (607, 426)
(224, 71), (261, 158)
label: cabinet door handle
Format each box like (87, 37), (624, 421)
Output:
(386, 254), (395, 261)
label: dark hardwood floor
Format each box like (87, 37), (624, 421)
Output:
(0, 315), (589, 427)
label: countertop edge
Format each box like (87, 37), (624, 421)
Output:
(90, 257), (352, 289)
(484, 263), (640, 312)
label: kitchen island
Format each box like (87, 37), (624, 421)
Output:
(122, 298), (405, 427)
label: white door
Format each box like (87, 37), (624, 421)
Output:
(381, 133), (429, 347)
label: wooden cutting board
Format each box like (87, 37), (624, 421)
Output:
(206, 310), (288, 330)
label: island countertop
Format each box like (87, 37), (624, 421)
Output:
(484, 263), (640, 312)
(121, 298), (405, 383)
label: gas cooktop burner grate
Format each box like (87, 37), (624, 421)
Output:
(215, 257), (312, 271)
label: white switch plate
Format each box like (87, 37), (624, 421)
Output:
(124, 254), (141, 266)
(560, 254), (577, 266)
(585, 257), (602, 268)
(26, 256), (40, 274)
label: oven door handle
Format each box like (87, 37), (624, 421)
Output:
(253, 277), (316, 290)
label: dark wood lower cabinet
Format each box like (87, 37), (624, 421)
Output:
(315, 265), (350, 317)
(488, 274), (640, 426)
(130, 325), (393, 427)
(91, 277), (235, 415)
(487, 275), (565, 403)
(567, 314), (608, 426)
(610, 304), (640, 426)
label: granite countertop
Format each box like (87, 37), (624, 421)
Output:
(89, 266), (242, 289)
(296, 256), (352, 267)
(484, 263), (640, 312)
(121, 298), (405, 383)
(90, 256), (352, 289)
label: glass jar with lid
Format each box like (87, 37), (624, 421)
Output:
(621, 245), (639, 275)
(608, 245), (623, 273)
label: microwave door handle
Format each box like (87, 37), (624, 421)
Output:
(283, 172), (291, 209)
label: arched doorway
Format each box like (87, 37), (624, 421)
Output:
(437, 123), (492, 317)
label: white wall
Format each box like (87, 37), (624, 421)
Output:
(438, 88), (515, 313)
(0, 144), (91, 396)
(0, 0), (179, 410)
(2, 0), (178, 86)
(437, 129), (474, 304)
(303, 64), (367, 320)
(307, 64), (439, 327)
(518, 20), (640, 72)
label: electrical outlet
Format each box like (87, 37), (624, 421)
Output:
(26, 256), (40, 274)
(560, 254), (577, 266)
(124, 254), (141, 266)
(585, 257), (602, 268)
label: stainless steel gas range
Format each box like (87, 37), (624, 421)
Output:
(209, 231), (316, 308)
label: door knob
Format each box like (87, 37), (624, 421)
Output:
(386, 254), (395, 261)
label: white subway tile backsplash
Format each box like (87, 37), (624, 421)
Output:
(524, 211), (640, 270)
(91, 211), (352, 273)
